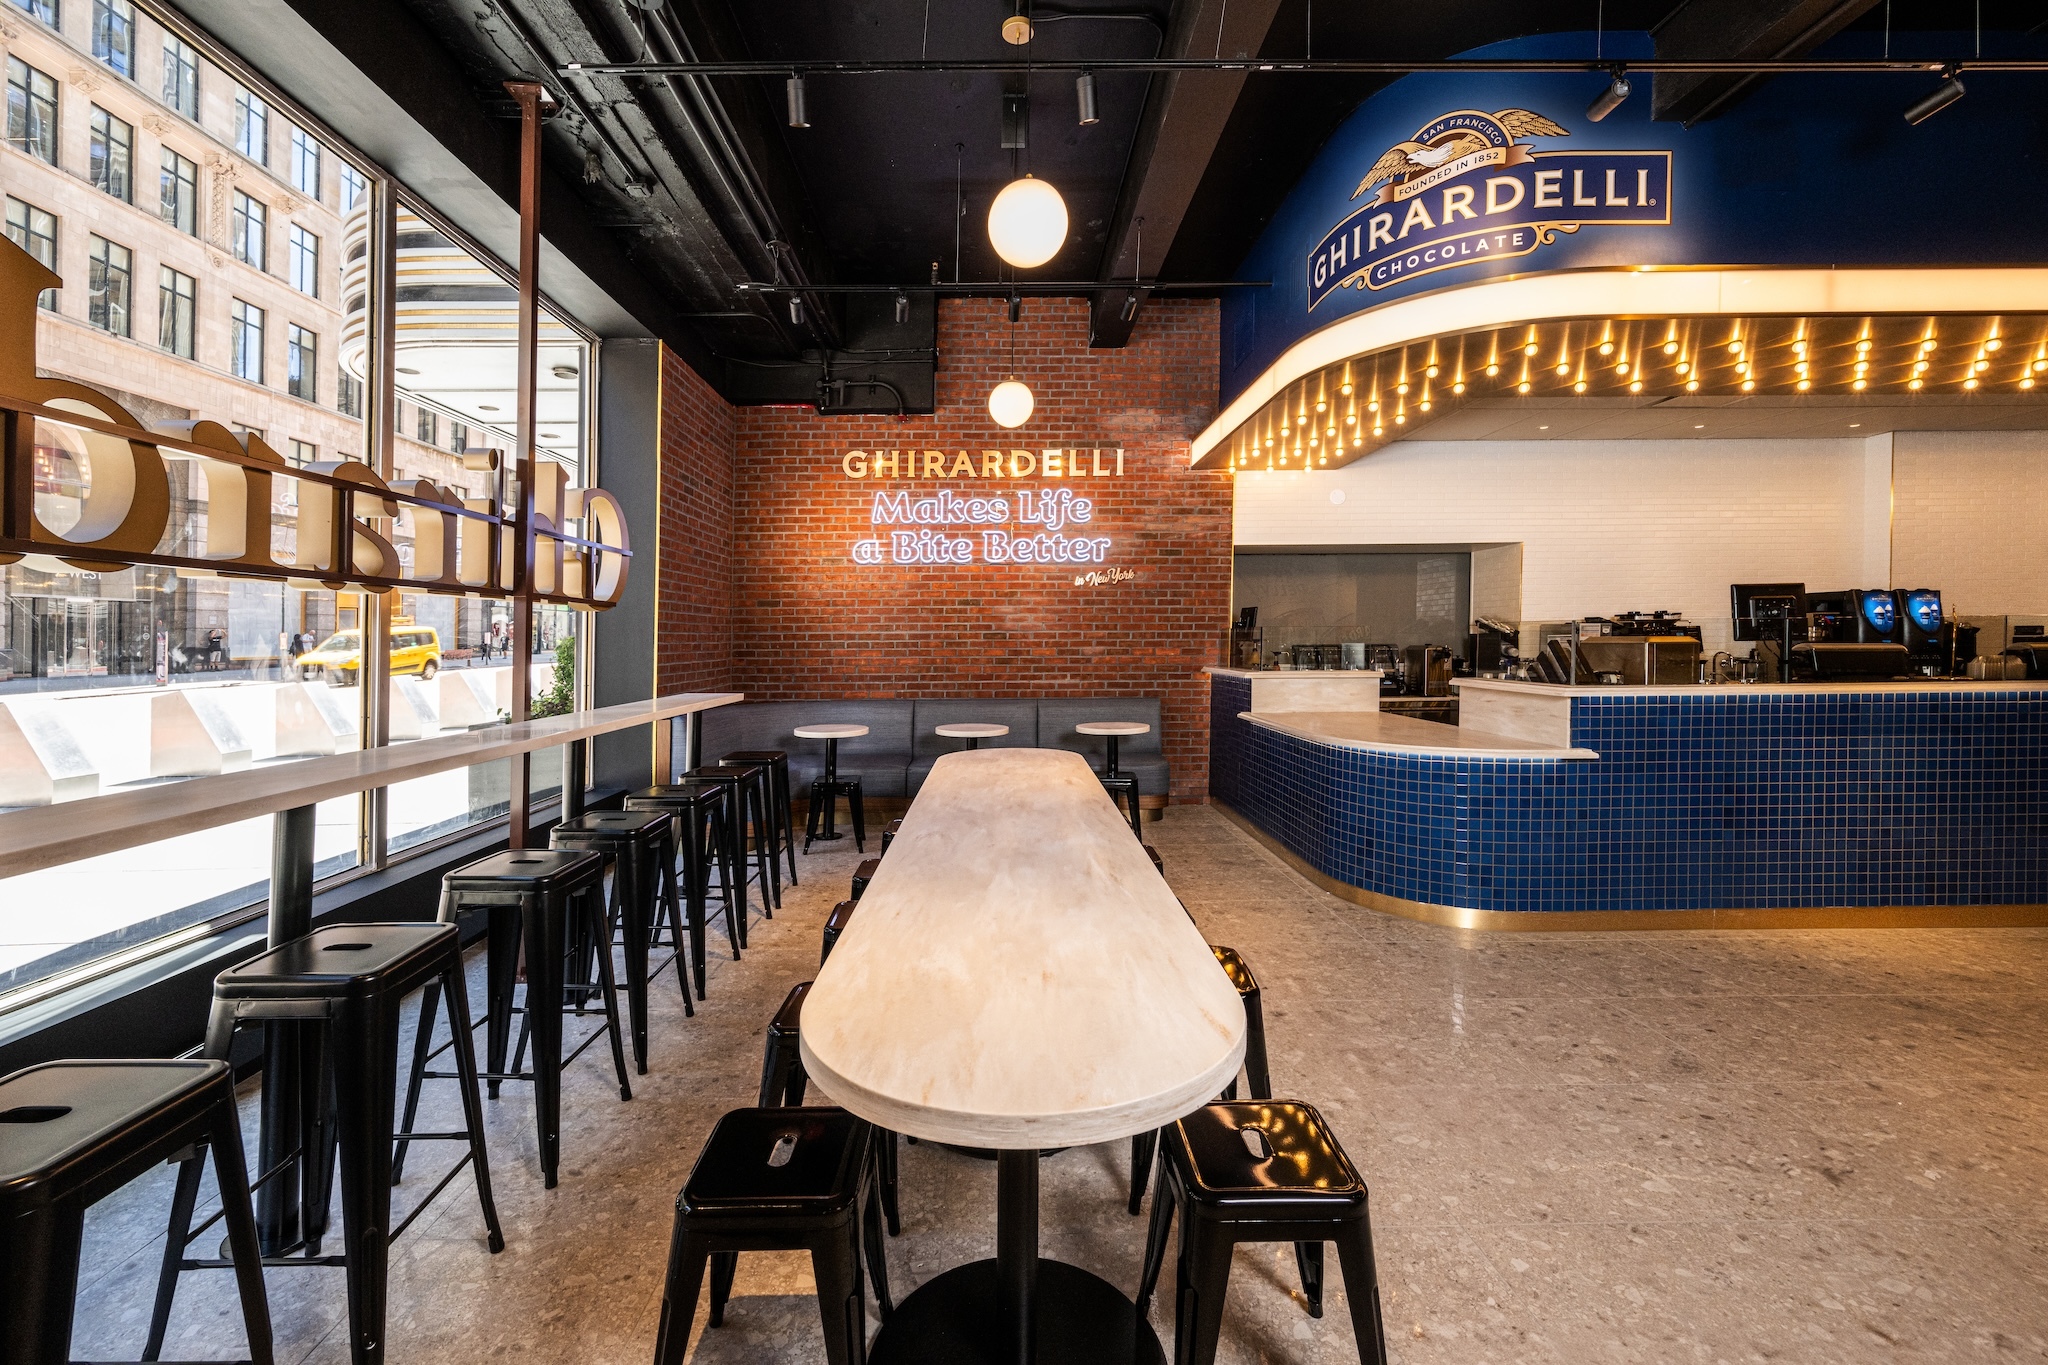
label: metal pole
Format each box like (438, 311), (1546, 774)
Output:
(995, 1148), (1039, 1365)
(258, 803), (316, 1253)
(506, 80), (549, 849)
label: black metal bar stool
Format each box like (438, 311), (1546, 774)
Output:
(1145, 845), (1164, 876)
(850, 857), (881, 901)
(756, 982), (899, 1236)
(0, 1059), (272, 1365)
(405, 850), (631, 1190)
(880, 818), (903, 853)
(687, 763), (779, 914)
(721, 748), (799, 891)
(652, 1107), (893, 1365)
(820, 899), (858, 964)
(549, 809), (695, 1074)
(157, 924), (503, 1365)
(1128, 945), (1271, 1214)
(1136, 1101), (1387, 1365)
(626, 782), (749, 979)
(796, 724), (867, 853)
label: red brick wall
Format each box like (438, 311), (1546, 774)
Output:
(655, 344), (737, 696)
(722, 297), (1233, 801)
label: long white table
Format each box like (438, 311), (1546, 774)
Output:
(801, 747), (1245, 1365)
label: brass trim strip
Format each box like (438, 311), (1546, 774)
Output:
(1210, 801), (2048, 932)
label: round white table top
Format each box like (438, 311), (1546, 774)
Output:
(934, 723), (1010, 738)
(799, 748), (1245, 1148)
(1074, 721), (1150, 737)
(793, 724), (869, 740)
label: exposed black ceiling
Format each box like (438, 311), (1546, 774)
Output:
(277, 0), (2045, 408)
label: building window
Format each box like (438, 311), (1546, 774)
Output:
(337, 370), (362, 418)
(10, 0), (58, 28)
(4, 196), (57, 309)
(234, 86), (267, 166)
(231, 191), (266, 271)
(288, 225), (318, 296)
(158, 148), (197, 234)
(340, 164), (367, 213)
(6, 58), (58, 165)
(415, 406), (437, 446)
(89, 106), (133, 202)
(91, 0), (136, 78)
(156, 265), (194, 357)
(290, 125), (321, 197)
(287, 324), (316, 401)
(87, 235), (131, 336)
(449, 420), (468, 453)
(162, 35), (198, 119)
(288, 438), (317, 466)
(230, 298), (264, 382)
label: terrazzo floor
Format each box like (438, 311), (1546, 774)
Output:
(65, 803), (2048, 1364)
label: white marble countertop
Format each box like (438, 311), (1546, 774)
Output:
(1204, 667), (1384, 680)
(0, 692), (743, 879)
(1240, 709), (1596, 760)
(1456, 677), (2048, 698)
(798, 747), (1246, 1148)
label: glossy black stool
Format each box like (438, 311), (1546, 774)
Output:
(1101, 773), (1143, 842)
(803, 736), (866, 854)
(1136, 1102), (1387, 1365)
(880, 819), (903, 853)
(820, 899), (859, 964)
(1128, 945), (1271, 1214)
(626, 782), (749, 974)
(411, 850), (631, 1189)
(692, 762), (781, 912)
(550, 809), (695, 1073)
(720, 748), (799, 891)
(652, 1107), (893, 1365)
(0, 1059), (272, 1365)
(164, 924), (503, 1365)
(850, 857), (881, 901)
(757, 982), (899, 1236)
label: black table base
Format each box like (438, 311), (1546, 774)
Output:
(868, 1259), (1165, 1365)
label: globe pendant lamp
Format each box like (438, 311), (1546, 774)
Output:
(987, 175), (1068, 270)
(988, 378), (1035, 428)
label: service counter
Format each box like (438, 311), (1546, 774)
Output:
(1206, 669), (2048, 929)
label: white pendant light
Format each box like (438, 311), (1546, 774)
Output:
(987, 175), (1068, 270)
(988, 378), (1035, 428)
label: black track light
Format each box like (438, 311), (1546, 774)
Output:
(1008, 293), (1022, 324)
(788, 296), (804, 325)
(1076, 71), (1099, 126)
(894, 291), (909, 324)
(1586, 68), (1630, 123)
(785, 73), (809, 128)
(1120, 290), (1138, 323)
(1904, 66), (1965, 125)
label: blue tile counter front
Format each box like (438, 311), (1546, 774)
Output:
(1209, 675), (2048, 915)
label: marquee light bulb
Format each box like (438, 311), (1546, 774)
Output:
(1598, 341), (1614, 356)
(1676, 361), (1690, 375)
(987, 378), (1035, 428)
(1372, 425), (1383, 435)
(1395, 382), (1409, 394)
(1663, 341), (1678, 355)
(1735, 362), (1749, 375)
(1909, 378), (1924, 389)
(1853, 379), (1868, 390)
(1339, 382), (1353, 395)
(1964, 377), (1980, 389)
(1974, 359), (1990, 372)
(1573, 380), (1587, 393)
(1913, 360), (1929, 373)
(2023, 377), (2037, 389)
(1728, 340), (1744, 354)
(1367, 400), (1380, 412)
(1346, 412), (1356, 425)
(1315, 400), (1327, 411)
(1685, 379), (1700, 391)
(1452, 381), (1465, 394)
(1517, 381), (1531, 393)
(1555, 361), (1571, 375)
(1741, 379), (1756, 391)
(1629, 380), (1643, 393)
(1394, 413), (1406, 424)
(1425, 364), (1440, 377)
(986, 175), (1069, 269)
(1987, 337), (2003, 350)
(1419, 400), (1432, 411)
(1524, 342), (1539, 356)
(1485, 363), (1500, 376)
(1615, 361), (1630, 376)
(1796, 379), (1811, 391)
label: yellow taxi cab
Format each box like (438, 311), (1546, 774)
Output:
(296, 624), (442, 686)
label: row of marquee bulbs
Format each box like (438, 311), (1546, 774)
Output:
(985, 176), (1070, 428)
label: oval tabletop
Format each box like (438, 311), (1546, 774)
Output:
(793, 723), (870, 739)
(1074, 721), (1150, 736)
(800, 747), (1245, 1148)
(934, 723), (1010, 738)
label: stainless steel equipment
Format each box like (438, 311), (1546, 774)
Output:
(1577, 635), (1702, 686)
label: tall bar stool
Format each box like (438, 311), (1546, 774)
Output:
(850, 858), (882, 901)
(720, 748), (799, 891)
(0, 1059), (272, 1365)
(548, 809), (695, 1074)
(405, 850), (632, 1190)
(1136, 1101), (1387, 1365)
(880, 818), (904, 853)
(652, 1107), (893, 1365)
(686, 763), (779, 913)
(1076, 720), (1149, 841)
(626, 782), (748, 979)
(157, 924), (503, 1365)
(1128, 945), (1271, 1214)
(820, 899), (859, 963)
(756, 982), (899, 1236)
(795, 724), (868, 853)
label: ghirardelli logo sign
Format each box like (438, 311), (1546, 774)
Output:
(1307, 106), (1671, 307)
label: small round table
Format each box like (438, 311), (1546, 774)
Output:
(1075, 721), (1149, 840)
(795, 724), (868, 845)
(934, 722), (1009, 751)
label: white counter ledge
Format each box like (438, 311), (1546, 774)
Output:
(1204, 666), (1383, 713)
(1239, 709), (1595, 760)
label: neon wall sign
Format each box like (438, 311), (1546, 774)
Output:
(840, 448), (1124, 568)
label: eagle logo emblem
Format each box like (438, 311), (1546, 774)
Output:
(1352, 108), (1570, 204)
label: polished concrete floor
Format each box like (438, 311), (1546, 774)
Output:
(70, 804), (2048, 1363)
